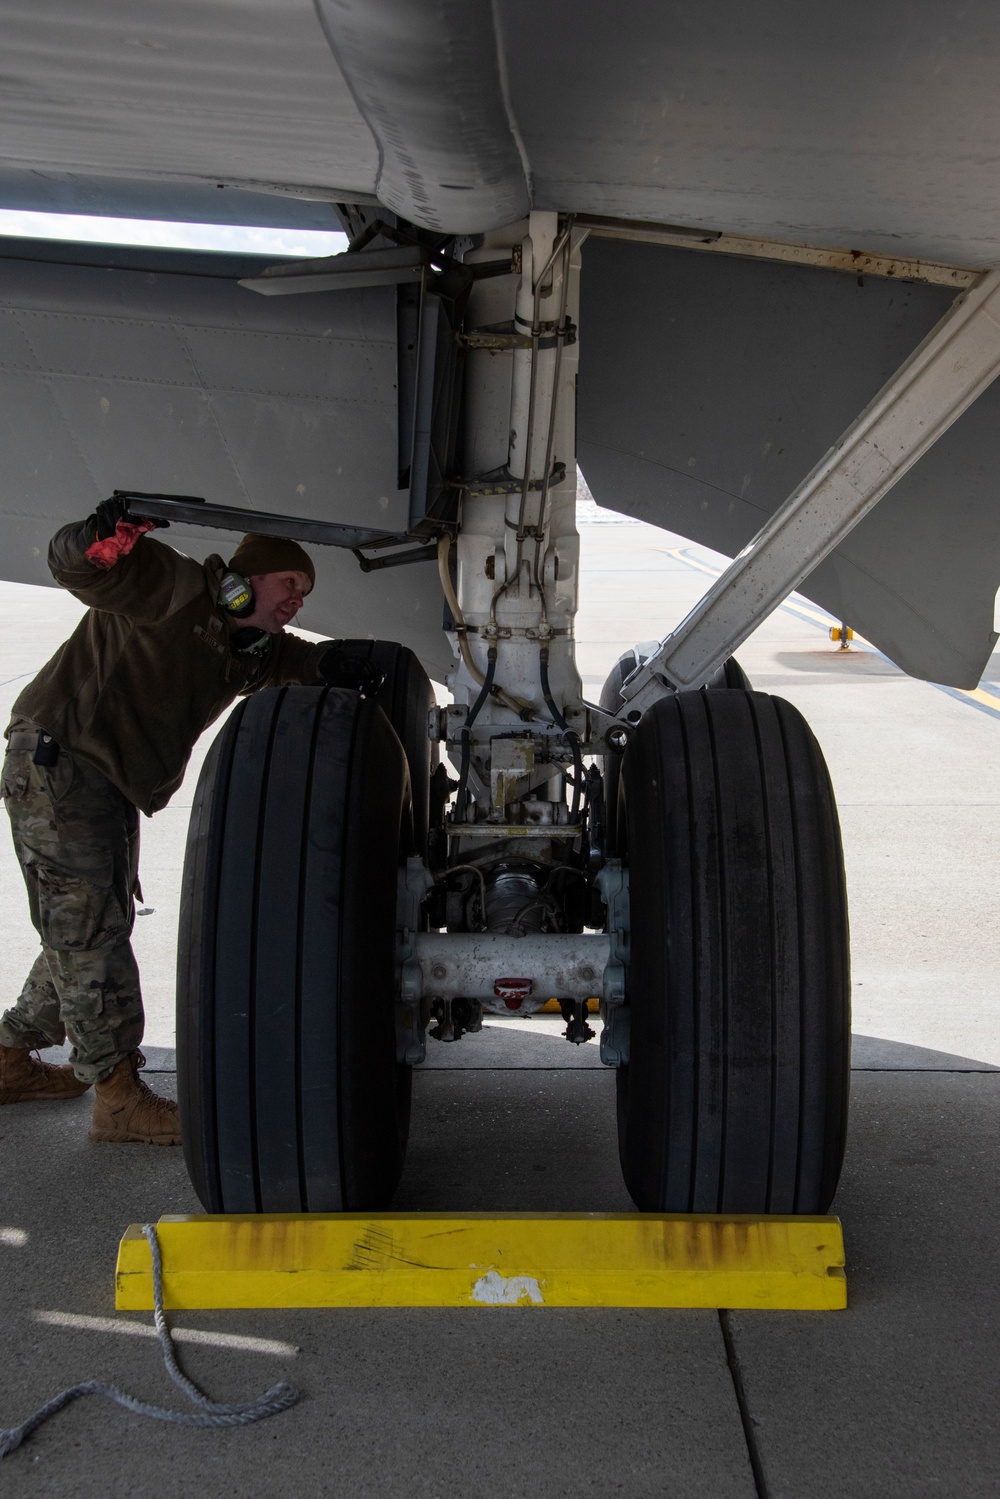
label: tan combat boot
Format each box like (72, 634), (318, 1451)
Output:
(89, 1051), (181, 1145)
(0, 1042), (91, 1104)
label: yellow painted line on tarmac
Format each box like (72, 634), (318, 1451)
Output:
(662, 545), (724, 579)
(956, 684), (1000, 712)
(662, 548), (846, 633)
(116, 1213), (846, 1311)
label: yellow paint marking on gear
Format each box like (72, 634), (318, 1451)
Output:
(116, 1213), (846, 1311)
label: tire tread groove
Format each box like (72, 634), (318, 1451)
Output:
(247, 685), (287, 1212)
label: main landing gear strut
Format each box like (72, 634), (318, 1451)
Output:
(176, 211), (850, 1215)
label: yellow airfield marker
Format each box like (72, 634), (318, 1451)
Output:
(956, 683), (1000, 712)
(116, 1213), (846, 1312)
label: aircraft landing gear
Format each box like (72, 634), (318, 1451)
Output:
(175, 209), (851, 1220)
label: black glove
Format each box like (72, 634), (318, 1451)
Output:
(93, 493), (170, 540)
(231, 625), (271, 657)
(319, 648), (385, 698)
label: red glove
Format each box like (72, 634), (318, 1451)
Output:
(85, 517), (159, 570)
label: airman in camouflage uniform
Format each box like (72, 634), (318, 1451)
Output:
(0, 498), (374, 1143)
(0, 736), (143, 1080)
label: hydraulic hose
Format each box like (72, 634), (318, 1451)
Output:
(530, 222), (575, 596)
(539, 643), (584, 826)
(456, 645), (497, 819)
(489, 220), (575, 634)
(437, 536), (530, 718)
(438, 534), (484, 686)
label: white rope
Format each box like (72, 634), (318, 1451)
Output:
(0, 1223), (299, 1458)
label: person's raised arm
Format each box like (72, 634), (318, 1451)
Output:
(253, 633), (386, 696)
(48, 497), (197, 621)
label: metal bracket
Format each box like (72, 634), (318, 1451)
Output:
(595, 860), (630, 1067)
(457, 320), (577, 352)
(457, 463), (567, 499)
(119, 491), (447, 578)
(239, 244), (431, 296)
(352, 540), (440, 572)
(117, 491), (402, 553)
(396, 856), (435, 1065)
(580, 702), (636, 754)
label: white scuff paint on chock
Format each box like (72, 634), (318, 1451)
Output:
(471, 1270), (544, 1305)
(0, 1227), (28, 1247)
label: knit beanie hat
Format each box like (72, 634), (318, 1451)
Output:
(229, 533), (316, 588)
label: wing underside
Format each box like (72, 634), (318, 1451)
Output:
(2, 3), (1000, 686)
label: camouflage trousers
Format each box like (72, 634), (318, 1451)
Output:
(0, 725), (143, 1084)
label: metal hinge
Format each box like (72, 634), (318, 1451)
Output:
(457, 462), (567, 498)
(457, 319), (577, 353)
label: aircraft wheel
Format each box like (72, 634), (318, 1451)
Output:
(599, 649), (751, 854)
(617, 688), (850, 1213)
(177, 685), (412, 1213)
(336, 638), (436, 854)
(704, 655), (752, 691)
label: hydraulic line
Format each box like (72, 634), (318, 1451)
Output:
(438, 534), (483, 685)
(539, 643), (584, 826)
(437, 863), (488, 929)
(451, 220), (582, 832)
(531, 223), (575, 596)
(437, 535), (529, 718)
(490, 218), (575, 633)
(515, 221), (573, 539)
(456, 645), (497, 818)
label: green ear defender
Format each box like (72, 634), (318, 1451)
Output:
(218, 570), (255, 618)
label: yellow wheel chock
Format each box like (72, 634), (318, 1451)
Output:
(117, 1213), (846, 1312)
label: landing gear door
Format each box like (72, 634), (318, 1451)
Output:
(397, 274), (464, 538)
(0, 237), (451, 677)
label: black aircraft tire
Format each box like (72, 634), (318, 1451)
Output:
(177, 685), (412, 1214)
(705, 655), (752, 692)
(336, 638), (436, 855)
(599, 650), (751, 855)
(617, 688), (850, 1214)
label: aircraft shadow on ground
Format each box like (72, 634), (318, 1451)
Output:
(41, 1031), (999, 1073)
(851, 1034), (999, 1071)
(767, 649), (902, 677)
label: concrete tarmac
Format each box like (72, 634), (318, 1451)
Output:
(0, 500), (998, 1495)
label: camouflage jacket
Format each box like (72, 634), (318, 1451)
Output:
(9, 522), (328, 814)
